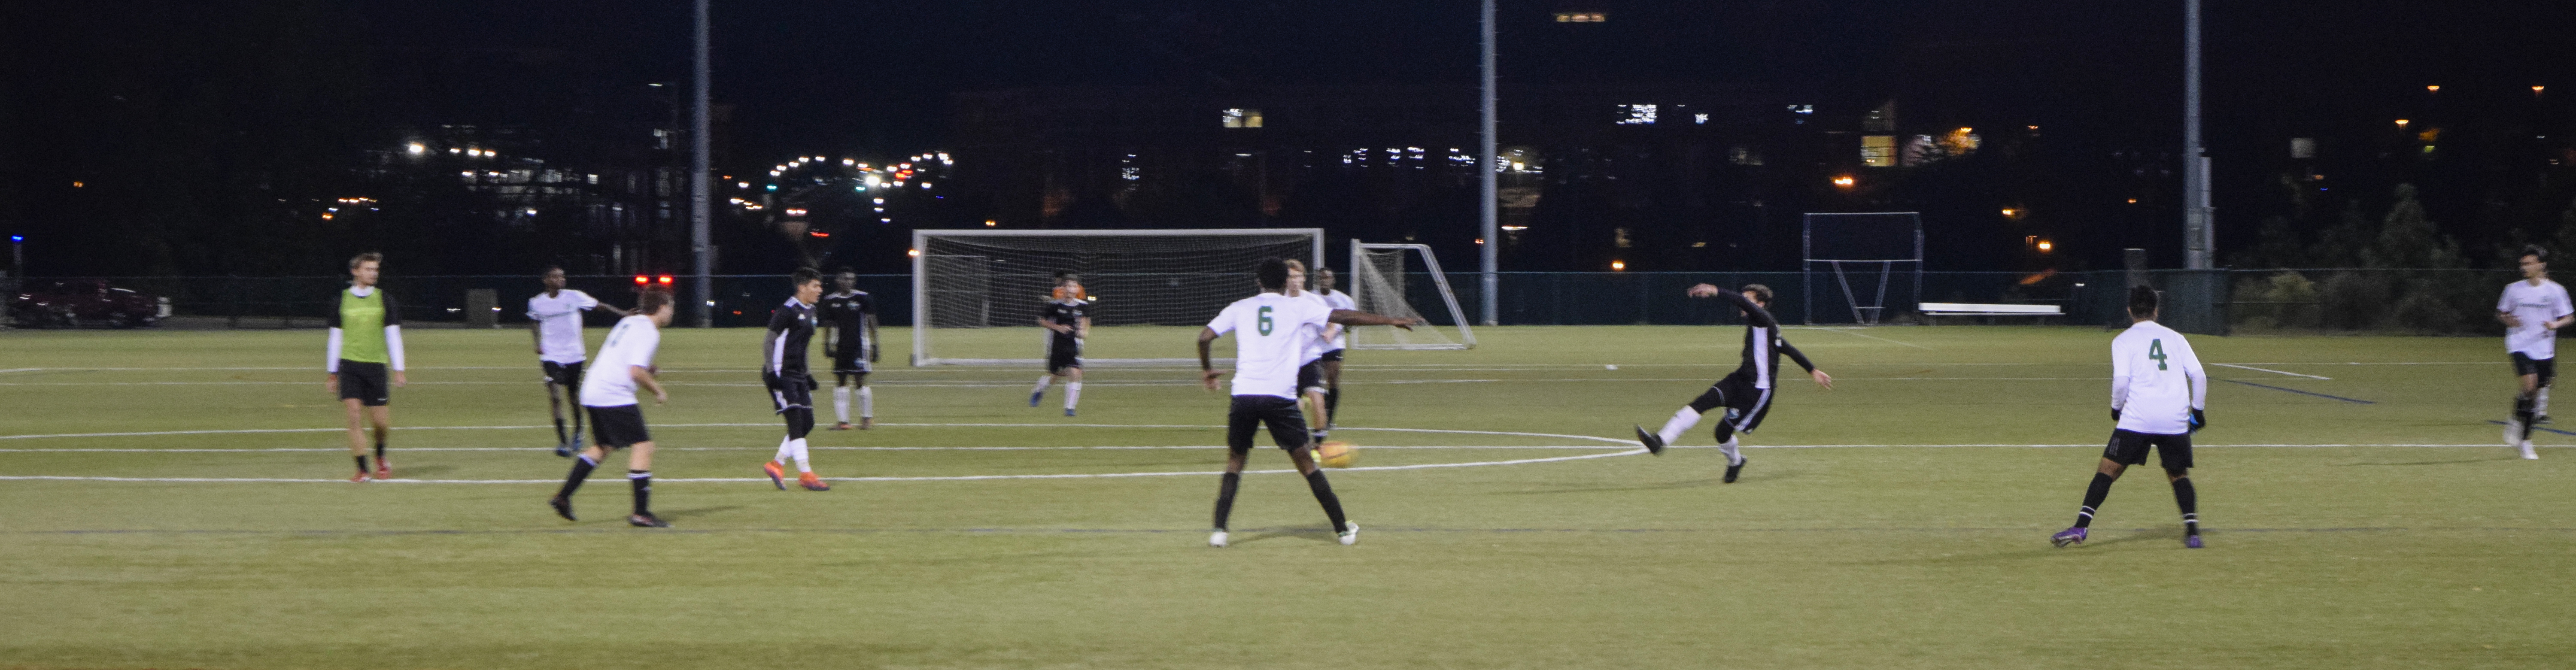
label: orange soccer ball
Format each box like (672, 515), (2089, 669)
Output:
(1315, 440), (1357, 468)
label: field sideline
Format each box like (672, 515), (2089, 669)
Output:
(2, 324), (2570, 669)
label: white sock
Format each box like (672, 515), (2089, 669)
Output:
(2540, 387), (2552, 416)
(1032, 376), (1052, 395)
(858, 387), (873, 418)
(790, 437), (811, 473)
(1720, 437), (1743, 466)
(1657, 406), (1701, 444)
(772, 435), (795, 464)
(833, 387), (851, 423)
(1065, 382), (1082, 410)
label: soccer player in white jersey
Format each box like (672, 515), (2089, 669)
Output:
(1311, 268), (1356, 425)
(1632, 283), (1831, 483)
(2497, 245), (2572, 460)
(1283, 260), (1337, 441)
(2053, 286), (2209, 549)
(549, 288), (674, 528)
(529, 266), (628, 457)
(1197, 258), (1420, 548)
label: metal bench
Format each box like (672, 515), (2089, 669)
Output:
(1918, 302), (2063, 324)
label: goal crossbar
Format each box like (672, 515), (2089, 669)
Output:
(1346, 242), (1475, 350)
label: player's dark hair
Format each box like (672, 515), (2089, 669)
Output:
(2128, 285), (2160, 316)
(1255, 258), (1290, 291)
(790, 267), (822, 288)
(349, 252), (382, 270)
(541, 264), (563, 274)
(1053, 270), (1079, 285)
(1741, 284), (1774, 305)
(636, 287), (672, 315)
(834, 267), (856, 277)
(2521, 245), (2549, 263)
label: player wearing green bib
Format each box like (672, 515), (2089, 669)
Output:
(325, 252), (408, 482)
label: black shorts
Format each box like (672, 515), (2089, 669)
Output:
(1317, 349), (1345, 363)
(831, 346), (871, 375)
(1297, 360), (1325, 395)
(2512, 353), (2556, 386)
(767, 374), (816, 413)
(1227, 394), (1311, 453)
(586, 404), (651, 449)
(541, 361), (584, 388)
(1047, 342), (1081, 373)
(2103, 429), (2193, 470)
(1685, 372), (1774, 437)
(336, 360), (391, 406)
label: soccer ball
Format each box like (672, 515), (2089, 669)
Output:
(1316, 440), (1357, 468)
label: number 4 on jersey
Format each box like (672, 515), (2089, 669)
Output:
(2148, 339), (2167, 370)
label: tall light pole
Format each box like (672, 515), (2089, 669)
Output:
(2181, 0), (2212, 269)
(1477, 0), (1499, 326)
(689, 0), (715, 327)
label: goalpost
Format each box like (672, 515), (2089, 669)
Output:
(1346, 241), (1475, 349)
(1801, 212), (1924, 325)
(911, 228), (1322, 366)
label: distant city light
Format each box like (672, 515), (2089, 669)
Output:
(405, 143), (425, 155)
(71, 181), (83, 188)
(1500, 225), (1528, 231)
(985, 220), (998, 227)
(1610, 260), (1625, 271)
(1617, 104), (1657, 125)
(810, 231), (829, 237)
(450, 147), (462, 154)
(2037, 240), (2054, 252)
(907, 249), (921, 258)
(2426, 85), (2440, 93)
(738, 182), (750, 188)
(1693, 113), (1709, 124)
(9, 236), (20, 243)
(1554, 12), (1605, 22)
(2395, 119), (2410, 127)
(2536, 85), (2548, 95)
(2000, 208), (2018, 217)
(1473, 238), (1485, 245)
(1832, 175), (1856, 188)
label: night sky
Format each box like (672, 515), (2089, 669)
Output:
(6, 0), (2576, 274)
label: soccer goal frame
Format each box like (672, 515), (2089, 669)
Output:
(1801, 212), (1924, 325)
(1345, 241), (1476, 350)
(910, 228), (1324, 366)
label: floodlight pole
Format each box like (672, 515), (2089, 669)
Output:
(1477, 0), (1499, 326)
(688, 0), (715, 327)
(2181, 0), (2212, 269)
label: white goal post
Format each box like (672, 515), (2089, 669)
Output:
(1345, 241), (1475, 350)
(911, 228), (1323, 366)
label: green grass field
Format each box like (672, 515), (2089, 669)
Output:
(3, 324), (2571, 669)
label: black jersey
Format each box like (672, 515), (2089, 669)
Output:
(818, 290), (875, 353)
(763, 297), (819, 378)
(1711, 288), (1816, 389)
(1041, 300), (1088, 353)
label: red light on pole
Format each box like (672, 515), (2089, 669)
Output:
(634, 275), (648, 286)
(657, 275), (674, 286)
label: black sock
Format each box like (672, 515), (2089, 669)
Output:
(2171, 476), (2199, 536)
(553, 415), (569, 444)
(629, 470), (652, 516)
(2517, 395), (2538, 440)
(354, 455), (370, 474)
(1325, 388), (1341, 424)
(2075, 472), (2115, 528)
(1304, 470), (1350, 532)
(1212, 473), (1241, 531)
(557, 455), (597, 499)
(373, 439), (385, 463)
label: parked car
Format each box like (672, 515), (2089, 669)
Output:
(9, 280), (170, 328)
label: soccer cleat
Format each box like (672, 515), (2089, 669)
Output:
(2540, 414), (2555, 425)
(2050, 527), (2088, 547)
(1723, 458), (1747, 484)
(1065, 408), (1078, 417)
(2521, 441), (2540, 460)
(548, 495), (576, 521)
(374, 460), (392, 480)
(1337, 521), (1359, 546)
(762, 461), (787, 490)
(831, 421), (854, 430)
(349, 471), (371, 483)
(859, 418), (873, 430)
(553, 443), (573, 458)
(1209, 530), (1228, 548)
(799, 472), (832, 491)
(1029, 390), (1044, 407)
(1633, 425), (1665, 456)
(627, 513), (669, 528)
(2184, 534), (2204, 549)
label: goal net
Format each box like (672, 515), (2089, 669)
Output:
(911, 228), (1323, 366)
(1345, 242), (1475, 350)
(1802, 212), (1923, 325)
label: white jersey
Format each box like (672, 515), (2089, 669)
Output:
(580, 315), (662, 407)
(2110, 320), (2206, 435)
(1320, 289), (1355, 351)
(1292, 290), (1335, 362)
(2497, 279), (2573, 359)
(1207, 291), (1333, 399)
(527, 289), (601, 364)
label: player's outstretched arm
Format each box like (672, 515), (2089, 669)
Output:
(1195, 327), (1227, 391)
(1327, 309), (1421, 330)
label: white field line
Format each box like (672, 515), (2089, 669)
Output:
(0, 445), (1634, 453)
(2212, 363), (2332, 380)
(0, 423), (1616, 443)
(0, 449), (1649, 485)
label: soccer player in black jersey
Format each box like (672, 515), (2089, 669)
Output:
(1030, 271), (1090, 417)
(1632, 284), (1832, 483)
(819, 269), (880, 430)
(759, 268), (831, 491)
